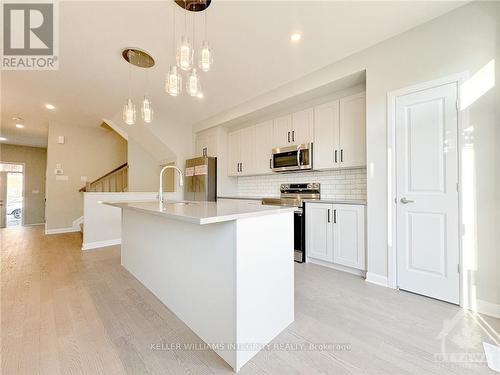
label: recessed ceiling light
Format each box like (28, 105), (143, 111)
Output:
(0, 137), (7, 141)
(15, 124), (24, 129)
(45, 103), (56, 110)
(290, 33), (302, 42)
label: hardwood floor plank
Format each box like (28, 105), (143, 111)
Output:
(1, 225), (497, 375)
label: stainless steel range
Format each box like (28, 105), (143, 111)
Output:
(262, 183), (320, 263)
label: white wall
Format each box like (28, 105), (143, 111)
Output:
(127, 139), (160, 192)
(193, 2), (500, 309)
(45, 123), (127, 231)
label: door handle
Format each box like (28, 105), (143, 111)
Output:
(269, 158), (272, 169)
(334, 150), (338, 163)
(296, 145), (301, 166)
(241, 163), (243, 172)
(327, 209), (331, 223)
(287, 131), (290, 143)
(292, 130), (295, 142)
(333, 209), (337, 223)
(400, 197), (415, 204)
(340, 149), (344, 162)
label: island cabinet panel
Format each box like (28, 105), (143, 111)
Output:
(120, 207), (294, 372)
(305, 202), (366, 272)
(254, 120), (274, 174)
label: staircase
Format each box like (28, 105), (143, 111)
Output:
(79, 163), (129, 192)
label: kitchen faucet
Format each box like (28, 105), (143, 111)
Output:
(159, 165), (184, 204)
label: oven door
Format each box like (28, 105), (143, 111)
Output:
(272, 143), (312, 172)
(294, 208), (305, 263)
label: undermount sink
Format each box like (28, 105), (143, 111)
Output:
(164, 201), (196, 206)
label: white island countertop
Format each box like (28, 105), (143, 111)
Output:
(105, 199), (295, 225)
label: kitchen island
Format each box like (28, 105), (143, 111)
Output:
(105, 199), (295, 372)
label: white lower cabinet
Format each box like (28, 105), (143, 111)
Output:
(306, 202), (365, 271)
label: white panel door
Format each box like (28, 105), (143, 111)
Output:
(273, 115), (292, 147)
(332, 204), (365, 270)
(339, 92), (366, 168)
(227, 131), (240, 176)
(291, 108), (314, 145)
(314, 100), (340, 169)
(305, 203), (333, 262)
(255, 120), (274, 174)
(240, 126), (256, 175)
(395, 82), (459, 304)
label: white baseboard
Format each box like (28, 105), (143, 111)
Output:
(305, 257), (366, 277)
(72, 216), (84, 230)
(45, 227), (80, 235)
(365, 272), (389, 287)
(474, 299), (500, 319)
(82, 238), (121, 251)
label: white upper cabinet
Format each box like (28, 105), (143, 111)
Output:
(339, 92), (366, 168)
(291, 108), (314, 145)
(314, 100), (340, 169)
(273, 115), (292, 147)
(227, 126), (256, 176)
(227, 131), (241, 176)
(239, 126), (256, 175)
(313, 92), (366, 170)
(255, 120), (274, 174)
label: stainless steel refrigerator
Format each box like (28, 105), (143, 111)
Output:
(184, 156), (217, 202)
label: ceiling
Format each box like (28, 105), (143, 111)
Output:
(1, 1), (467, 148)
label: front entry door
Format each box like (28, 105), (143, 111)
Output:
(395, 82), (460, 304)
(0, 172), (7, 228)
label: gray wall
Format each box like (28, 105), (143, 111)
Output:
(0, 144), (47, 225)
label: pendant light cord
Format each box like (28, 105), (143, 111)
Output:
(204, 1), (207, 40)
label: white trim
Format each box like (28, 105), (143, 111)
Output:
(45, 227), (80, 235)
(72, 216), (83, 230)
(101, 118), (128, 140)
(306, 257), (366, 278)
(387, 72), (469, 303)
(82, 238), (121, 251)
(365, 272), (389, 287)
(473, 300), (500, 320)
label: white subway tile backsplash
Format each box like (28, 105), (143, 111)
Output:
(236, 168), (367, 200)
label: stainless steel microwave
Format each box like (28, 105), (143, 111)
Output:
(272, 143), (313, 172)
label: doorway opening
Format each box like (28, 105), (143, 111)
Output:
(0, 163), (24, 228)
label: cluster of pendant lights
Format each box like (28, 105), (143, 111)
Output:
(123, 0), (212, 126)
(165, 0), (212, 97)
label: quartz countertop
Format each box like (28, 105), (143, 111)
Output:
(105, 199), (295, 225)
(303, 199), (367, 205)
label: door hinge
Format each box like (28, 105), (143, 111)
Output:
(457, 264), (460, 273)
(456, 100), (460, 110)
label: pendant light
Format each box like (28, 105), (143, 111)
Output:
(187, 68), (201, 96)
(186, 11), (201, 96)
(141, 69), (153, 123)
(123, 51), (136, 125)
(166, 5), (182, 96)
(198, 7), (213, 72)
(176, 0), (193, 71)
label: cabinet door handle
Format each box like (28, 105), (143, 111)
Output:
(292, 130), (295, 142)
(287, 131), (290, 143)
(237, 163), (240, 172)
(269, 158), (272, 169)
(334, 149), (338, 163)
(340, 149), (344, 163)
(334, 209), (337, 223)
(327, 209), (331, 223)
(240, 163), (243, 172)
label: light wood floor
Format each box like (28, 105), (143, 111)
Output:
(2, 225), (498, 374)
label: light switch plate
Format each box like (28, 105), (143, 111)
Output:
(57, 136), (65, 144)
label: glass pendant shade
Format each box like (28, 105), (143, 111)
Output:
(165, 65), (182, 96)
(176, 35), (193, 71)
(198, 40), (213, 72)
(123, 98), (136, 125)
(141, 96), (153, 123)
(186, 68), (201, 97)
